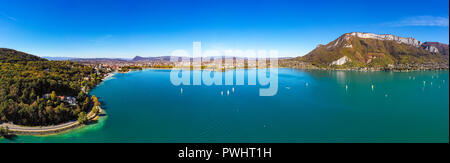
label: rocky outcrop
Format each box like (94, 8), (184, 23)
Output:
(341, 32), (449, 55)
(344, 32), (422, 47)
(424, 45), (439, 53)
(331, 56), (350, 65)
(422, 42), (449, 55)
(291, 32), (449, 69)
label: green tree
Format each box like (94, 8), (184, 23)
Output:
(0, 126), (9, 137)
(29, 89), (36, 101)
(92, 106), (99, 114)
(77, 91), (85, 101)
(77, 112), (88, 124)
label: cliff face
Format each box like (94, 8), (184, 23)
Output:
(422, 42), (449, 55)
(298, 32), (449, 69)
(346, 32), (422, 47)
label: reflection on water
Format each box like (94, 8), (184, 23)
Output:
(335, 71), (346, 84)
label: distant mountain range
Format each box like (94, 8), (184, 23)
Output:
(43, 56), (131, 62)
(43, 55), (293, 62)
(42, 56), (77, 61)
(132, 56), (173, 62)
(131, 56), (278, 62)
(282, 32), (449, 69)
(2, 32), (449, 70)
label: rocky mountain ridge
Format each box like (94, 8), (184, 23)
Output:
(281, 32), (449, 70)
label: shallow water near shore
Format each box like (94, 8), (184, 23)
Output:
(1, 68), (448, 143)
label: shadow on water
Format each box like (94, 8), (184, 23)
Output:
(98, 99), (108, 118)
(86, 120), (99, 125)
(3, 134), (18, 141)
(98, 99), (108, 109)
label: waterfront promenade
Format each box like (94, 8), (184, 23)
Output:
(0, 106), (102, 135)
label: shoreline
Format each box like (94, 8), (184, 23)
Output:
(2, 70), (120, 136)
(0, 71), (113, 136)
(278, 66), (450, 72)
(125, 66), (449, 73)
(103, 72), (117, 80)
(1, 107), (104, 136)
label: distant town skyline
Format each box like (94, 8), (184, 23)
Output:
(0, 0), (449, 58)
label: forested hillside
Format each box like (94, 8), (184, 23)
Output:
(0, 48), (106, 126)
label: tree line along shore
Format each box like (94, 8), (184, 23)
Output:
(0, 48), (112, 136)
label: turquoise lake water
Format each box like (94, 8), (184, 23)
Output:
(1, 69), (448, 143)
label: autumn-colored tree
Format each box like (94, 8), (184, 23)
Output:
(0, 48), (111, 126)
(50, 91), (56, 101)
(92, 106), (99, 114)
(92, 95), (100, 107)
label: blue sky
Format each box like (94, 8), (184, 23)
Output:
(0, 0), (448, 58)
